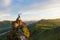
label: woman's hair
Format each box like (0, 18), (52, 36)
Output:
(11, 21), (16, 29)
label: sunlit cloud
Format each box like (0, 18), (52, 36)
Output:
(0, 0), (60, 21)
(0, 14), (10, 17)
(1, 0), (12, 7)
(0, 13), (10, 17)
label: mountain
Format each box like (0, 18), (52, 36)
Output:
(0, 21), (11, 34)
(0, 21), (11, 28)
(0, 21), (11, 40)
(1, 19), (60, 40)
(29, 19), (60, 40)
(24, 21), (37, 25)
(0, 20), (36, 40)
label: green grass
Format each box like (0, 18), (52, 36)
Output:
(1, 19), (60, 40)
(0, 33), (8, 40)
(29, 19), (60, 40)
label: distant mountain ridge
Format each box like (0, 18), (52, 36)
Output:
(0, 19), (60, 40)
(1, 18), (60, 27)
(28, 19), (60, 40)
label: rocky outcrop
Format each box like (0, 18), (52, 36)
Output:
(7, 14), (30, 40)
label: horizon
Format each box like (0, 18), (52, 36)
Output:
(1, 18), (60, 22)
(0, 0), (60, 21)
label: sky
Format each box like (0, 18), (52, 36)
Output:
(0, 0), (60, 21)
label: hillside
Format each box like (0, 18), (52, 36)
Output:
(0, 19), (60, 40)
(29, 19), (60, 40)
(0, 21), (11, 40)
(0, 21), (11, 34)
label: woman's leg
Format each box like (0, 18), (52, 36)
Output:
(20, 35), (26, 40)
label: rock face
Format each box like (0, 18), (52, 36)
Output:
(7, 15), (30, 40)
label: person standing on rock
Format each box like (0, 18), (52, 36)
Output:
(7, 14), (30, 40)
(15, 14), (30, 40)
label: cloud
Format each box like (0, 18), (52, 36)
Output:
(0, 12), (10, 21)
(4, 0), (12, 6)
(18, 0), (60, 21)
(19, 0), (60, 14)
(0, 11), (10, 17)
(0, 0), (60, 21)
(21, 7), (60, 21)
(0, 0), (12, 7)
